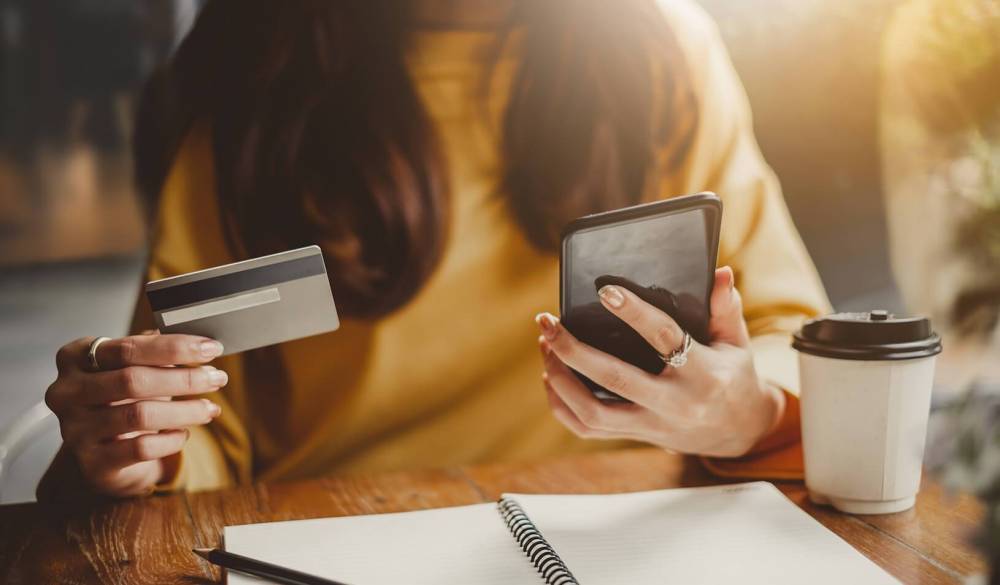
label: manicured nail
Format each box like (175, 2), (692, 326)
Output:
(722, 266), (735, 292)
(203, 399), (221, 417)
(535, 313), (559, 340)
(598, 285), (625, 309)
(200, 340), (224, 358)
(206, 368), (228, 387)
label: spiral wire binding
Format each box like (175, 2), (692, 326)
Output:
(498, 497), (579, 585)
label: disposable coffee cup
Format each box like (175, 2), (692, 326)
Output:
(792, 310), (942, 514)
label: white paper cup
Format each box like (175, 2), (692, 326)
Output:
(793, 311), (942, 515)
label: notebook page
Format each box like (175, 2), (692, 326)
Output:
(509, 482), (899, 585)
(224, 502), (539, 585)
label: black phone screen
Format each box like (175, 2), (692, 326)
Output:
(560, 198), (720, 401)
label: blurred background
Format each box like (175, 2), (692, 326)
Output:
(0, 0), (997, 503)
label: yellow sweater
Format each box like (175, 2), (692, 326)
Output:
(41, 0), (829, 498)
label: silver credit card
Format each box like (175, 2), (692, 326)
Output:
(146, 245), (340, 355)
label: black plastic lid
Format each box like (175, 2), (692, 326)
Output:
(792, 311), (942, 361)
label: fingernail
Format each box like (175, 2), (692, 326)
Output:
(535, 313), (560, 340)
(598, 285), (625, 309)
(203, 399), (221, 417)
(207, 368), (228, 387)
(200, 340), (224, 358)
(538, 336), (551, 356)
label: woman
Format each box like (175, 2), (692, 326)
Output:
(41, 0), (829, 499)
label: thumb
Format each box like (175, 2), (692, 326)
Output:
(708, 266), (750, 347)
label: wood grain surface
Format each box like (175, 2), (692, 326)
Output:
(0, 448), (987, 584)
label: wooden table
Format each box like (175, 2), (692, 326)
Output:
(0, 448), (987, 584)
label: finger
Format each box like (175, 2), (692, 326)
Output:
(536, 313), (667, 408)
(45, 378), (75, 414)
(539, 339), (610, 440)
(545, 382), (611, 439)
(541, 343), (646, 433)
(85, 429), (190, 471)
(94, 334), (224, 370)
(595, 284), (696, 358)
(55, 337), (94, 374)
(708, 266), (750, 348)
(544, 383), (648, 443)
(80, 365), (228, 404)
(85, 398), (221, 440)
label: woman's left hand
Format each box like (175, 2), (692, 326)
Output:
(536, 266), (784, 458)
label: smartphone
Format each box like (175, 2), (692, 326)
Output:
(559, 192), (722, 402)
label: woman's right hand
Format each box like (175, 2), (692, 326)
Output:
(45, 334), (227, 497)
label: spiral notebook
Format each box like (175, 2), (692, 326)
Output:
(223, 482), (899, 584)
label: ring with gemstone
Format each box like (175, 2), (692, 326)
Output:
(660, 332), (692, 368)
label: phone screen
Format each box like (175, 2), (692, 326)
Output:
(561, 204), (718, 400)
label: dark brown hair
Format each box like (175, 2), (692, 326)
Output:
(135, 0), (696, 318)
